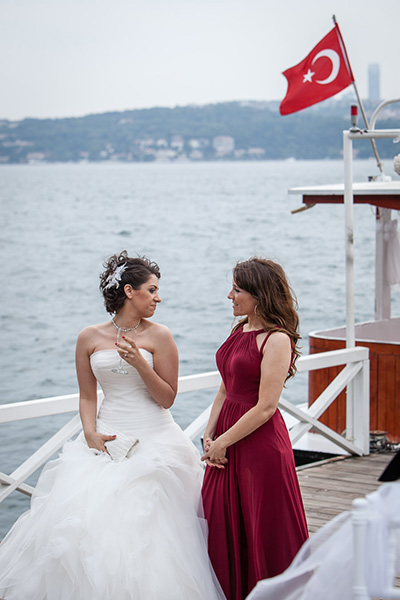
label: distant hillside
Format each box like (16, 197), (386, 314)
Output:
(0, 99), (398, 164)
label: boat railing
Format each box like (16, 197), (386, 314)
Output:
(0, 345), (369, 504)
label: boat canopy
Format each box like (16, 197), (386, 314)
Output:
(289, 181), (400, 210)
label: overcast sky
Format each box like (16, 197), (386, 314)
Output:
(1, 0), (399, 121)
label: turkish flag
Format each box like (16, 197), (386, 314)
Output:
(280, 25), (354, 115)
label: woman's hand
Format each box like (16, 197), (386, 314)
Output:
(201, 437), (228, 469)
(115, 334), (143, 368)
(84, 431), (116, 453)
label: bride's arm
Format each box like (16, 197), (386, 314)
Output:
(76, 328), (116, 451)
(119, 324), (178, 409)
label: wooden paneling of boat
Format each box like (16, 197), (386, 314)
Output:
(308, 318), (400, 442)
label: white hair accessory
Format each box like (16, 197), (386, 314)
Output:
(104, 264), (127, 290)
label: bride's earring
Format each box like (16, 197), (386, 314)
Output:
(254, 304), (258, 316)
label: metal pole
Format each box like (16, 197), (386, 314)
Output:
(332, 15), (384, 174)
(370, 98), (400, 130)
(343, 131), (355, 348)
(351, 80), (384, 174)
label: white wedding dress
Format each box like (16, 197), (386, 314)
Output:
(0, 349), (226, 600)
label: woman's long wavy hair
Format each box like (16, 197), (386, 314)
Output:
(232, 257), (301, 380)
(99, 250), (160, 314)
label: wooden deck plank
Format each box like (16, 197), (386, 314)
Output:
(297, 452), (395, 534)
(298, 478), (381, 493)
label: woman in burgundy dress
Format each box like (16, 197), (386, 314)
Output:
(201, 257), (308, 600)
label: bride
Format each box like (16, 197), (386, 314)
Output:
(0, 251), (225, 600)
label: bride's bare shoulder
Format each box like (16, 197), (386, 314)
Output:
(77, 321), (111, 343)
(142, 320), (174, 343)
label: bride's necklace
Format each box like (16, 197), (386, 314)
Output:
(111, 317), (141, 332)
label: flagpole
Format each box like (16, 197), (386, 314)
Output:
(351, 82), (384, 175)
(332, 15), (384, 175)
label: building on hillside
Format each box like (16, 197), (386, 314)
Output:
(188, 138), (210, 149)
(247, 147), (266, 158)
(212, 136), (235, 156)
(171, 136), (184, 151)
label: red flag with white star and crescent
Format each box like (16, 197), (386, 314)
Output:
(280, 24), (354, 115)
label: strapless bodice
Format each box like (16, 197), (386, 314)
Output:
(90, 349), (173, 432)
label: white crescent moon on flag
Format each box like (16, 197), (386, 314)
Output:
(311, 49), (340, 85)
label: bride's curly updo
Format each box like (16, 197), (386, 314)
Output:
(99, 250), (160, 314)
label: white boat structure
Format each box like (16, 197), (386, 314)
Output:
(1, 99), (399, 508)
(290, 98), (400, 445)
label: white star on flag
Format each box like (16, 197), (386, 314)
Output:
(303, 69), (314, 83)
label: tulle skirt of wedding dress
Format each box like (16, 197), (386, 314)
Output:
(0, 423), (226, 600)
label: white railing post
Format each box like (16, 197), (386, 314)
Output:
(343, 129), (356, 444)
(351, 357), (370, 455)
(288, 346), (369, 456)
(343, 130), (355, 350)
(352, 498), (371, 600)
(375, 208), (392, 320)
(386, 525), (400, 599)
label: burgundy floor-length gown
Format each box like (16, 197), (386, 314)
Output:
(202, 327), (309, 600)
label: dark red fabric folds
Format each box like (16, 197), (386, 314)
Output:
(202, 328), (308, 600)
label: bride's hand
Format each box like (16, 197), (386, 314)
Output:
(85, 431), (116, 453)
(203, 436), (213, 452)
(115, 335), (143, 367)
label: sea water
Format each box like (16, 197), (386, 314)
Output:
(1, 159), (399, 536)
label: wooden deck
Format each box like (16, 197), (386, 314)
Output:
(297, 451), (396, 534)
